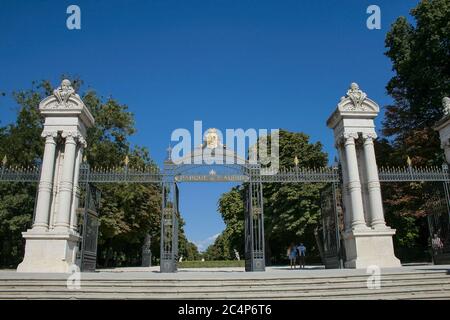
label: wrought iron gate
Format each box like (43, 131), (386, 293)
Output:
(426, 188), (450, 264)
(244, 180), (265, 271)
(316, 182), (343, 269)
(160, 179), (179, 273)
(79, 183), (101, 272)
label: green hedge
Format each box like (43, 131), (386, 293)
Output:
(179, 260), (245, 268)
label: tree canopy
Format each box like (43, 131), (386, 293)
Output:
(377, 0), (450, 260)
(205, 130), (328, 264)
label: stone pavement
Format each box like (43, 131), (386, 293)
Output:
(1, 263), (448, 280)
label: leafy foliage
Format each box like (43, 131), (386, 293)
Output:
(379, 0), (450, 257)
(206, 130), (328, 264)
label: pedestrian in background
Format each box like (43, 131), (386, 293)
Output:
(288, 243), (297, 269)
(297, 243), (306, 269)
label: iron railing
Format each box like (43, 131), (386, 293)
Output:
(2, 164), (450, 184)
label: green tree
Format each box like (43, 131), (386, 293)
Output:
(207, 130), (328, 264)
(383, 0), (449, 165)
(379, 0), (450, 259)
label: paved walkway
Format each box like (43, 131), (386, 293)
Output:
(1, 264), (449, 280)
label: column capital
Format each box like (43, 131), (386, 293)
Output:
(61, 131), (85, 145)
(335, 132), (359, 148)
(61, 130), (79, 139)
(41, 130), (58, 141)
(343, 132), (359, 145)
(362, 132), (377, 142)
(60, 130), (87, 147)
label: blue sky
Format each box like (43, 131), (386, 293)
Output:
(0, 0), (419, 250)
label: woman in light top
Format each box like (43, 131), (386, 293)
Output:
(288, 243), (297, 269)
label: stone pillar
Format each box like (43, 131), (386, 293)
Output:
(362, 133), (386, 228)
(327, 82), (401, 269)
(343, 133), (367, 229)
(70, 144), (84, 232)
(17, 79), (94, 273)
(337, 146), (351, 231)
(32, 132), (57, 231)
(54, 132), (78, 232)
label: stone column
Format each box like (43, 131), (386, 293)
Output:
(362, 133), (386, 228)
(343, 133), (367, 229)
(54, 132), (78, 232)
(337, 145), (352, 231)
(69, 142), (84, 232)
(33, 131), (58, 230)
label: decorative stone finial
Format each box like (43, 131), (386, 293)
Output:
(442, 97), (450, 116)
(345, 82), (367, 109)
(53, 79), (78, 106)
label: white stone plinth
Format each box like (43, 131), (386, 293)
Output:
(343, 228), (401, 269)
(17, 230), (80, 273)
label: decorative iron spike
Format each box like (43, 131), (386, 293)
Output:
(124, 155), (130, 166)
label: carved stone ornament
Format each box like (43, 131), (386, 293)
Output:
(442, 97), (450, 117)
(51, 79), (80, 108)
(341, 82), (368, 111)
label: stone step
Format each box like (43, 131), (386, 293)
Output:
(1, 277), (450, 293)
(1, 281), (449, 299)
(0, 270), (447, 284)
(1, 269), (449, 299)
(1, 273), (448, 289)
(2, 284), (450, 300)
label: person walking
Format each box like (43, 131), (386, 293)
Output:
(297, 243), (306, 269)
(288, 243), (297, 269)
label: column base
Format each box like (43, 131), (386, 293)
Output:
(160, 259), (177, 273)
(17, 229), (81, 273)
(343, 228), (401, 269)
(245, 258), (265, 272)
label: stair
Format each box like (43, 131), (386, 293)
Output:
(1, 268), (450, 299)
